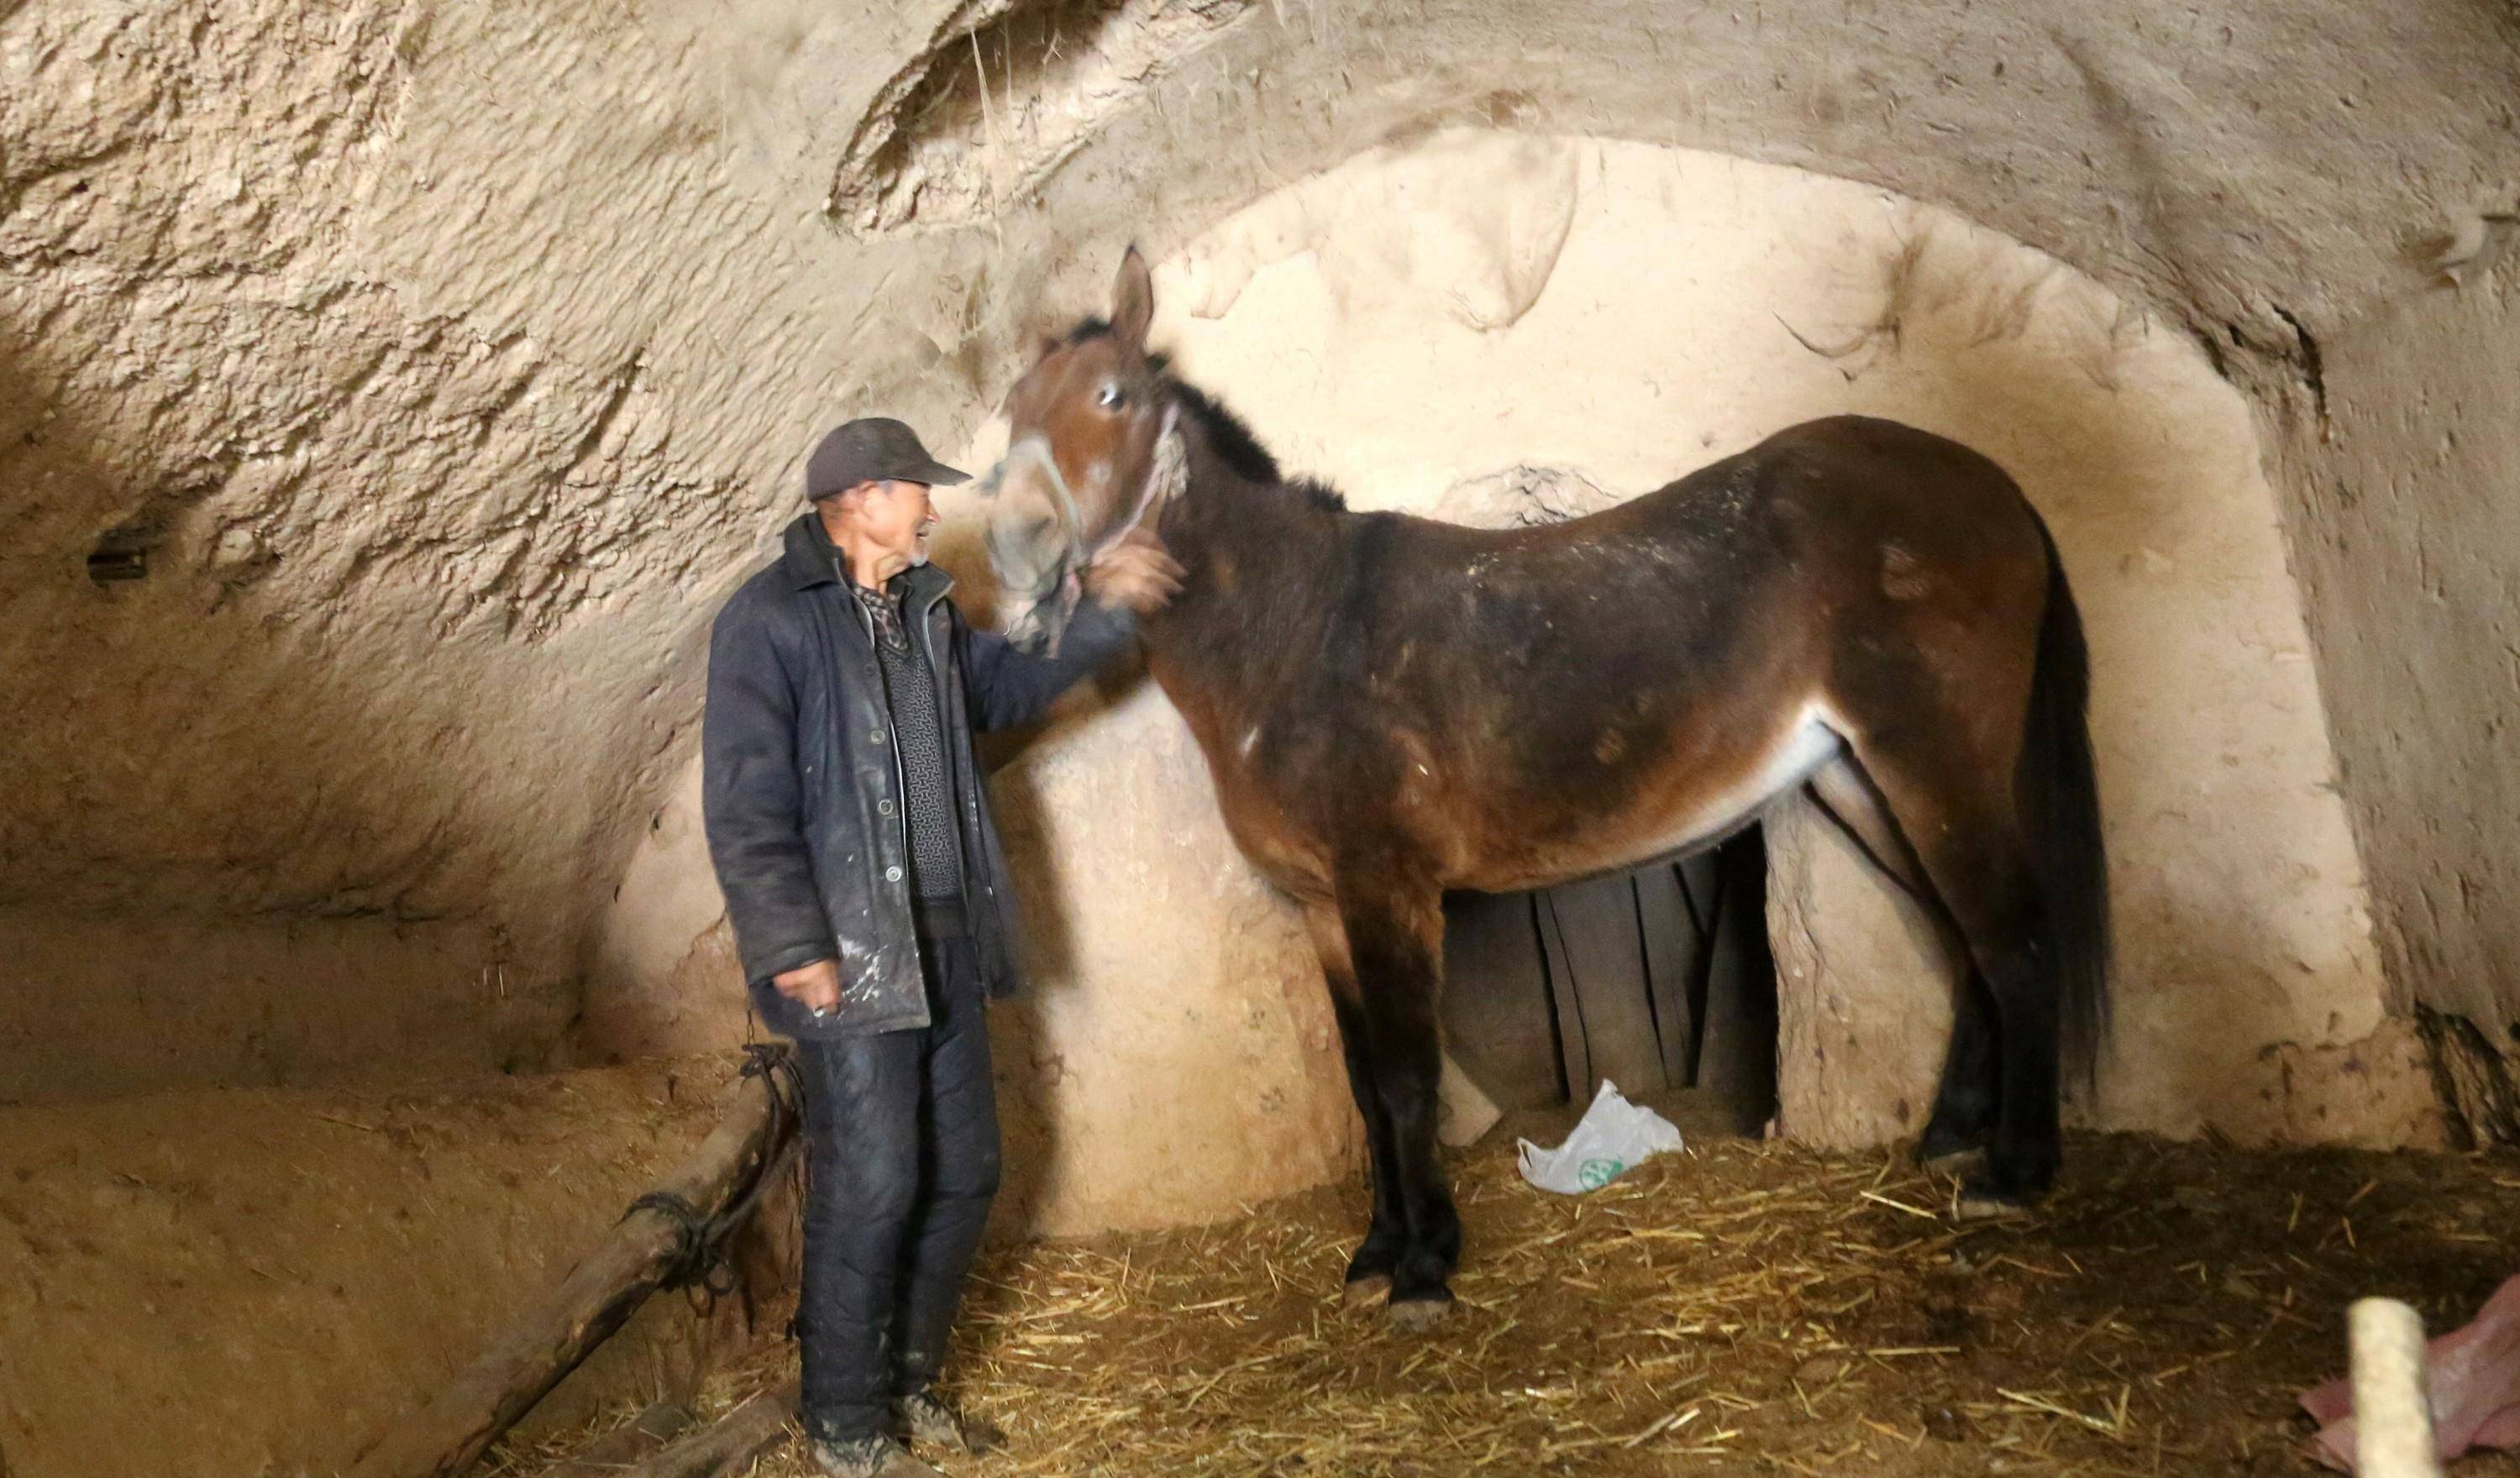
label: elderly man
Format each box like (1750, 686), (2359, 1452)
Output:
(703, 417), (1179, 1477)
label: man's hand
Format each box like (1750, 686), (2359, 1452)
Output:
(771, 958), (843, 1015)
(1080, 531), (1186, 616)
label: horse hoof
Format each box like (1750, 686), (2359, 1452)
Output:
(1387, 1293), (1455, 1333)
(1917, 1119), (1989, 1169)
(1342, 1273), (1393, 1311)
(1954, 1183), (2035, 1223)
(1921, 1145), (1985, 1176)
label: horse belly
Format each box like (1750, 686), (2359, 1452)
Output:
(1480, 710), (1844, 891)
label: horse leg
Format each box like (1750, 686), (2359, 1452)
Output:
(1900, 823), (2060, 1207)
(1806, 756), (2002, 1166)
(1919, 976), (2004, 1166)
(1301, 905), (1408, 1304)
(1336, 878), (1460, 1329)
(1830, 741), (2062, 1209)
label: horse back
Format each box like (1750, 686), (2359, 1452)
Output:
(1239, 417), (2049, 887)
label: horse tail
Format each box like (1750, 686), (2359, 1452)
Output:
(2019, 513), (2112, 1098)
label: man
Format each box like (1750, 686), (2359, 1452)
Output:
(702, 417), (1179, 1478)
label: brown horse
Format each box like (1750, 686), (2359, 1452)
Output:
(984, 249), (2109, 1327)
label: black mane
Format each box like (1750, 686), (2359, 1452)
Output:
(1171, 380), (1347, 513)
(1058, 317), (1347, 513)
(1159, 375), (1280, 485)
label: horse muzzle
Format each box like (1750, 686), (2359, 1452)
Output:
(984, 442), (1088, 654)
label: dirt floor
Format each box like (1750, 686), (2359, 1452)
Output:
(501, 1111), (2520, 1478)
(0, 1061), (744, 1478)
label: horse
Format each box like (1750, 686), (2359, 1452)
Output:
(980, 248), (2110, 1328)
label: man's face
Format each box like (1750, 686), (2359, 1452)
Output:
(857, 479), (941, 569)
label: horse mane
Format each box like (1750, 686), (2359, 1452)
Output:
(1165, 376), (1348, 512)
(1057, 317), (1348, 513)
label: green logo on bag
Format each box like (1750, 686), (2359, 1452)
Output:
(1578, 1157), (1625, 1190)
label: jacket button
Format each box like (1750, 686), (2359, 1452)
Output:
(878, 799), (895, 816)
(869, 728), (886, 743)
(885, 866), (903, 883)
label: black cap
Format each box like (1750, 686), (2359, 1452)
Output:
(802, 417), (971, 501)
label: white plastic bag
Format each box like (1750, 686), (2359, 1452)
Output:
(1516, 1080), (1685, 1194)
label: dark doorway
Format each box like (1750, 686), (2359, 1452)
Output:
(1441, 827), (1778, 1135)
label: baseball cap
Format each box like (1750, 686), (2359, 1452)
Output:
(803, 417), (972, 501)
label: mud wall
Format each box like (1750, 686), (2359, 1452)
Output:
(599, 135), (2437, 1163)
(4, 0), (2515, 1137)
(8, 11), (2516, 1478)
(2277, 270), (2520, 1145)
(0, 1061), (750, 1478)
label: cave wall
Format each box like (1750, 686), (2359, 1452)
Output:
(3, 0), (2515, 1145)
(1002, 134), (2420, 1150)
(2281, 263), (2520, 1141)
(598, 131), (2444, 1180)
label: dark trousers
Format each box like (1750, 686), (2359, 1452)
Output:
(793, 932), (1002, 1443)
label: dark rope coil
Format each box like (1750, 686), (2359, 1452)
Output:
(621, 1042), (807, 1302)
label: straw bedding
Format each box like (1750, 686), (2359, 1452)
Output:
(501, 1123), (2520, 1477)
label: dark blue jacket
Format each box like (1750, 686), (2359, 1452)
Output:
(702, 514), (1136, 1036)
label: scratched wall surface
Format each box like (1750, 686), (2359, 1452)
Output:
(3, 0), (2515, 1140)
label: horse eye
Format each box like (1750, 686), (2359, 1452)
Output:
(1096, 383), (1125, 409)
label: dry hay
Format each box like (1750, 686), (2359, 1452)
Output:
(501, 1126), (2520, 1477)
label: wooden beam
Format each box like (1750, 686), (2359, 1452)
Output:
(345, 1067), (795, 1478)
(610, 1381), (801, 1478)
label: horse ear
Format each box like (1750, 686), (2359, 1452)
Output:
(1111, 246), (1154, 349)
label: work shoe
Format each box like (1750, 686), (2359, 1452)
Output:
(896, 1388), (1005, 1454)
(810, 1433), (944, 1478)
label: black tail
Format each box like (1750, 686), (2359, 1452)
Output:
(2018, 516), (2112, 1096)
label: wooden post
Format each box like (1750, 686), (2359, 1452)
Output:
(2349, 1297), (2445, 1478)
(345, 1068), (795, 1478)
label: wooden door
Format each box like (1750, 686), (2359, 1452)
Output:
(1441, 831), (1776, 1129)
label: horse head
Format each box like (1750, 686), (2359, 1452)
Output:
(984, 247), (1186, 653)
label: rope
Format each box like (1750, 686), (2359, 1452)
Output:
(620, 1043), (807, 1302)
(998, 399), (1186, 645)
(1089, 401), (1184, 563)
